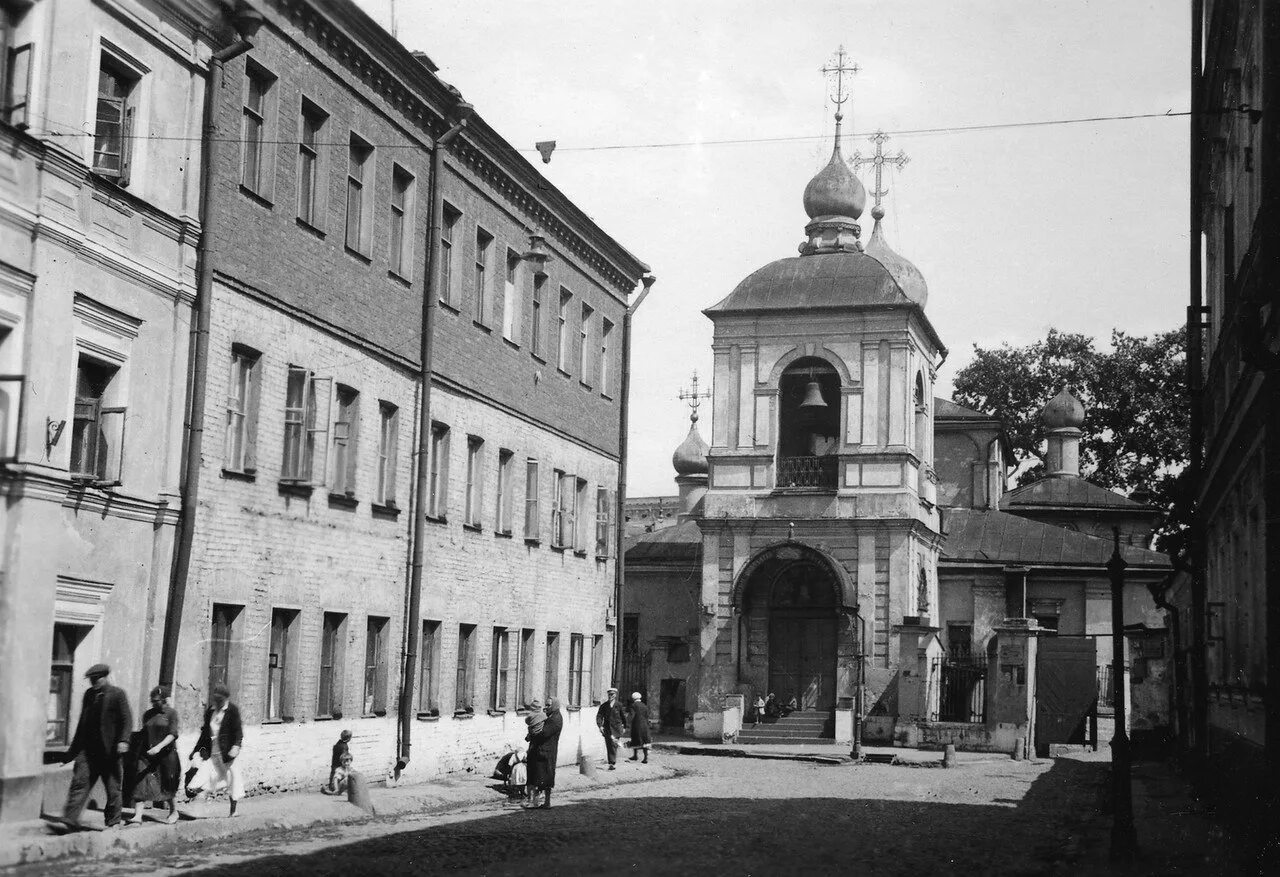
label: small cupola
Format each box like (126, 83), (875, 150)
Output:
(1042, 387), (1085, 477)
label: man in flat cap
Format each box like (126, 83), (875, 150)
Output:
(57, 663), (133, 830)
(595, 686), (626, 770)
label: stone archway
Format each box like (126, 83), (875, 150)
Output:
(733, 543), (854, 712)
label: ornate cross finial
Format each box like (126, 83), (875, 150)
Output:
(678, 371), (712, 424)
(851, 131), (910, 210)
(821, 45), (860, 147)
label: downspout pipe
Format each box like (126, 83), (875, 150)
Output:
(612, 275), (655, 684)
(398, 100), (473, 771)
(159, 8), (263, 690)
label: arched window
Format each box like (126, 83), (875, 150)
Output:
(777, 357), (841, 489)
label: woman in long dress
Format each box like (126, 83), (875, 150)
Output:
(628, 691), (651, 763)
(127, 686), (181, 824)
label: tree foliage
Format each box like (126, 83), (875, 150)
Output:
(951, 326), (1187, 553)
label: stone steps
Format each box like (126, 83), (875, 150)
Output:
(740, 710), (834, 743)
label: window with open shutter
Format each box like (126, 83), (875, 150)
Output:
(92, 56), (138, 185)
(306, 375), (332, 485)
(524, 458), (540, 541)
(596, 486), (612, 557)
(5, 42), (33, 129)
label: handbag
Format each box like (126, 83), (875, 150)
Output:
(184, 757), (211, 797)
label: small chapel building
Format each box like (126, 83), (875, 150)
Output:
(623, 125), (1174, 754)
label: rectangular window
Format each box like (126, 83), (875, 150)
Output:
(552, 469), (574, 548)
(456, 623), (476, 711)
(502, 250), (521, 342)
(70, 357), (124, 484)
(297, 99), (326, 226)
(419, 620), (440, 714)
(575, 477), (590, 552)
(93, 55), (138, 185)
(495, 449), (514, 535)
(595, 485), (612, 557)
(440, 203), (460, 305)
(281, 367), (332, 484)
(376, 402), (399, 507)
(363, 616), (388, 715)
(224, 347), (260, 473)
(208, 603), (242, 699)
(331, 385), (359, 497)
(241, 60), (274, 195)
(544, 631), (560, 702)
(346, 133), (374, 254)
(568, 633), (585, 708)
(390, 164), (415, 278)
(622, 614), (640, 656)
(465, 435), (483, 528)
(4, 38), (33, 130)
(474, 228), (493, 324)
(600, 319), (614, 396)
(266, 608), (297, 721)
(47, 624), (87, 746)
(579, 303), (593, 382)
(318, 612), (346, 717)
(491, 627), (511, 710)
(591, 635), (604, 704)
(556, 288), (572, 372)
(524, 458), (540, 541)
(428, 423), (450, 519)
(518, 628), (535, 708)
(531, 275), (545, 358)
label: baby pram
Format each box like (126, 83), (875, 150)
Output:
(491, 746), (528, 800)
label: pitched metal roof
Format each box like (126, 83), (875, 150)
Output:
(1000, 476), (1150, 511)
(934, 398), (996, 422)
(941, 508), (1170, 569)
(624, 519), (703, 562)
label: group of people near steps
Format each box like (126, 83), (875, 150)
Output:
(52, 663), (244, 831)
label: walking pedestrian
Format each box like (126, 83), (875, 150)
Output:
(525, 696), (563, 809)
(56, 663), (132, 831)
(595, 687), (625, 770)
(628, 691), (652, 763)
(190, 683), (244, 817)
(127, 686), (181, 825)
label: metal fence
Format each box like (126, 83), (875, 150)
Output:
(931, 655), (987, 723)
(776, 455), (839, 489)
(1096, 665), (1115, 709)
(618, 650), (651, 702)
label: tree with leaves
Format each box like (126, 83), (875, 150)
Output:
(951, 326), (1187, 553)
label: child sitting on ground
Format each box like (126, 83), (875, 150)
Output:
(323, 753), (354, 795)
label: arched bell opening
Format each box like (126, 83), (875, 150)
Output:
(777, 357), (841, 489)
(734, 543), (852, 714)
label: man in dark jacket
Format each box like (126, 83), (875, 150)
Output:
(58, 663), (132, 829)
(526, 697), (563, 809)
(595, 688), (626, 770)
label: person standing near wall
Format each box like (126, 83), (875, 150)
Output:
(628, 691), (652, 764)
(596, 687), (626, 770)
(191, 684), (244, 817)
(56, 664), (133, 831)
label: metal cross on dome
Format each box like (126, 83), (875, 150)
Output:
(851, 131), (910, 209)
(678, 371), (711, 424)
(821, 46), (860, 138)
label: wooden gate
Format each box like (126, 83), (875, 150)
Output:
(1034, 636), (1098, 753)
(768, 615), (836, 709)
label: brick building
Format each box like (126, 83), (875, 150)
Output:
(165, 0), (648, 793)
(0, 0), (220, 821)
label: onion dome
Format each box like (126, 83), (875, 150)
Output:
(672, 419), (709, 476)
(863, 205), (928, 307)
(1042, 386), (1086, 429)
(803, 143), (867, 220)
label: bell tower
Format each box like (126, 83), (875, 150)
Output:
(688, 50), (947, 741)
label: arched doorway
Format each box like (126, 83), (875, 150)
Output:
(736, 543), (848, 712)
(767, 559), (837, 709)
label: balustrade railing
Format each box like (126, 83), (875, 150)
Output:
(776, 455), (838, 489)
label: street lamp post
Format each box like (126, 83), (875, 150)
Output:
(1107, 527), (1137, 861)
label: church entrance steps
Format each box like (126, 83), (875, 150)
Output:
(739, 710), (834, 743)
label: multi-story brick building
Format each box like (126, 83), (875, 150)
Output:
(1172, 0), (1279, 842)
(0, 0), (221, 822)
(165, 0), (648, 792)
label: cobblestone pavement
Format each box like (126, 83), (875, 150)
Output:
(16, 753), (1236, 876)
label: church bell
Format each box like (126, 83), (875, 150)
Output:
(800, 380), (827, 408)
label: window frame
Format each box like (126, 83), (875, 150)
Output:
(464, 435), (484, 529)
(418, 619), (441, 714)
(502, 249), (521, 342)
(376, 401), (399, 507)
(491, 626), (511, 711)
(92, 51), (140, 186)
(524, 458), (540, 542)
(224, 346), (261, 474)
(241, 59), (276, 198)
(208, 603), (242, 701)
(544, 631), (560, 703)
(318, 611), (346, 718)
(363, 616), (389, 716)
(575, 477), (590, 554)
(579, 302), (593, 383)
(568, 633), (585, 708)
(556, 287), (572, 373)
(265, 608), (298, 722)
(595, 485), (613, 558)
(297, 98), (328, 228)
(495, 448), (514, 535)
(531, 275), (545, 359)
(518, 628), (535, 709)
(600, 319), (614, 396)
(389, 164), (416, 280)
(281, 367), (332, 486)
(474, 227), (494, 325)
(440, 203), (460, 306)
(70, 356), (125, 485)
(345, 132), (375, 255)
(427, 422), (450, 520)
(455, 623), (476, 712)
(330, 384), (359, 498)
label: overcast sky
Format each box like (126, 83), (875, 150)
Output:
(358, 1), (1190, 496)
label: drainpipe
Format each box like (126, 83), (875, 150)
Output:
(1147, 570), (1185, 750)
(612, 275), (655, 684)
(159, 6), (264, 690)
(397, 98), (473, 772)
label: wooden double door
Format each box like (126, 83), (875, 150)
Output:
(767, 613), (836, 710)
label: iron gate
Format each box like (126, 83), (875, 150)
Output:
(931, 654), (987, 722)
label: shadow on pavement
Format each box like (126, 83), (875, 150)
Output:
(178, 757), (1233, 876)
